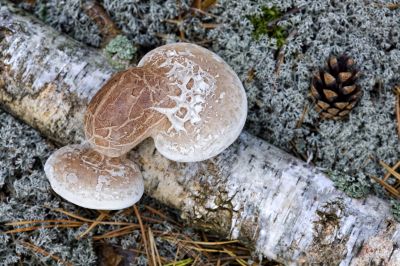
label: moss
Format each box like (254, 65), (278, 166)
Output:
(247, 6), (287, 48)
(104, 35), (137, 70)
(390, 200), (400, 222)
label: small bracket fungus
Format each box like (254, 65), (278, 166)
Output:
(85, 43), (247, 162)
(44, 144), (144, 210)
(45, 42), (247, 210)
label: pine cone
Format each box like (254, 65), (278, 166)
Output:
(310, 55), (362, 120)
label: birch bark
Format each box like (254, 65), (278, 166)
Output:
(1, 3), (399, 265)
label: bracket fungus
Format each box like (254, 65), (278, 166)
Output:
(45, 42), (247, 210)
(44, 144), (144, 210)
(85, 43), (247, 162)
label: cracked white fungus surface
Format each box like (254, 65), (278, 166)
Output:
(44, 144), (144, 210)
(139, 43), (247, 162)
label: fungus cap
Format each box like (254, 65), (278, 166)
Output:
(44, 144), (144, 210)
(85, 42), (247, 162)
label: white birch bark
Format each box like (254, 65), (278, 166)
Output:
(1, 3), (399, 265)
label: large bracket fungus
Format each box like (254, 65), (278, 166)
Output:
(86, 43), (247, 161)
(45, 43), (247, 210)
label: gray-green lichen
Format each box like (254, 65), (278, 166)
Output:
(391, 200), (400, 223)
(329, 170), (370, 199)
(104, 35), (136, 69)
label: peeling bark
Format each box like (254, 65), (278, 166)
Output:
(1, 3), (399, 265)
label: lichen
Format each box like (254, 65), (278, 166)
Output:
(329, 170), (370, 199)
(105, 35), (136, 60)
(391, 200), (400, 222)
(104, 35), (136, 69)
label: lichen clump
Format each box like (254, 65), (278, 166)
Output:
(329, 170), (370, 199)
(391, 200), (400, 222)
(104, 35), (136, 70)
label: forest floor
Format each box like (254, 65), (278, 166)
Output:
(1, 0), (400, 265)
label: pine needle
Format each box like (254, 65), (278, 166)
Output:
(201, 23), (219, 29)
(18, 204), (269, 265)
(81, 0), (121, 45)
(92, 224), (140, 240)
(296, 104), (310, 128)
(189, 7), (219, 19)
(173, 244), (181, 266)
(148, 228), (161, 266)
(49, 208), (94, 222)
(5, 219), (82, 226)
(192, 254), (200, 266)
(144, 205), (181, 226)
(380, 160), (400, 180)
(77, 211), (109, 239)
(171, 239), (240, 246)
(222, 247), (248, 266)
(133, 205), (151, 265)
(164, 258), (193, 266)
(19, 240), (73, 266)
(49, 207), (134, 225)
(4, 224), (81, 234)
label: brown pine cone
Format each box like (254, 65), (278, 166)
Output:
(310, 55), (362, 120)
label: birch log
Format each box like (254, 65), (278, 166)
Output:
(1, 3), (400, 265)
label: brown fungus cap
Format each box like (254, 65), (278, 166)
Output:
(44, 144), (144, 210)
(85, 43), (247, 162)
